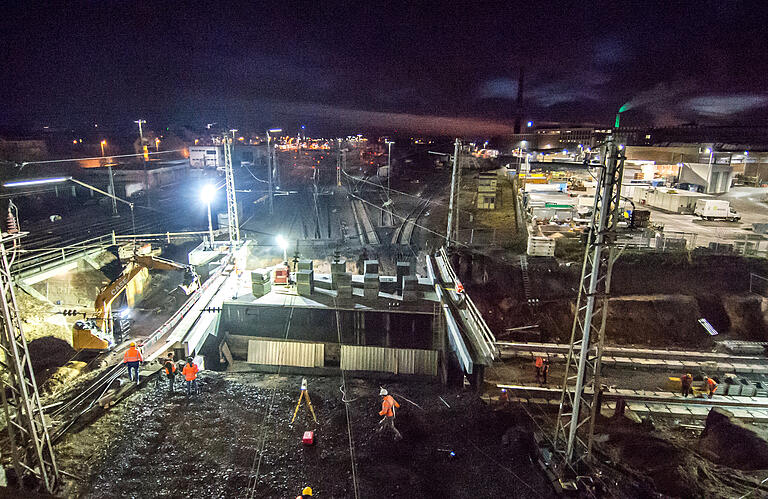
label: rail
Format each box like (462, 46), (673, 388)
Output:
(11, 229), (225, 277)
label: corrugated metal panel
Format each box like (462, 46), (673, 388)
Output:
(341, 346), (437, 376)
(247, 339), (324, 367)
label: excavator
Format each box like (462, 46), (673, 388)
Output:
(73, 254), (201, 350)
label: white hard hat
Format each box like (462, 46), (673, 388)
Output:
(379, 388), (388, 396)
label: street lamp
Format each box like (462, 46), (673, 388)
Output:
(200, 184), (217, 249)
(100, 139), (107, 157)
(276, 234), (288, 262)
(266, 128), (282, 215)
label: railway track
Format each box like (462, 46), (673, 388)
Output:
(391, 197), (431, 246)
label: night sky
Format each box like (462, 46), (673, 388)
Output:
(2, 1), (767, 135)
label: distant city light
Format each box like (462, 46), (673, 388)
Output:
(704, 148), (711, 154)
(527, 121), (533, 127)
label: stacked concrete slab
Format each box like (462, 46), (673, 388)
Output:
(364, 259), (379, 275)
(364, 273), (379, 299)
(336, 272), (352, 300)
(297, 269), (314, 296)
(298, 259), (314, 271)
(331, 260), (346, 290)
(251, 270), (271, 297)
(396, 261), (412, 290)
(402, 275), (418, 301)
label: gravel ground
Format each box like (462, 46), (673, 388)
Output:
(54, 371), (557, 498)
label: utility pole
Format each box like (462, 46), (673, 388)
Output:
(265, 128), (282, 215)
(445, 138), (460, 247)
(134, 119), (149, 207)
(554, 139), (624, 468)
(222, 136), (240, 243)
(336, 139), (342, 187)
(0, 231), (60, 493)
(101, 140), (118, 217)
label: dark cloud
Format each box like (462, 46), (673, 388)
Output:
(1, 1), (767, 131)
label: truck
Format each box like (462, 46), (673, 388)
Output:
(694, 199), (741, 221)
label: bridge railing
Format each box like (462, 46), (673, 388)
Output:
(11, 234), (115, 276)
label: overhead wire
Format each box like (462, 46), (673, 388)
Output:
(245, 305), (295, 499)
(333, 299), (360, 499)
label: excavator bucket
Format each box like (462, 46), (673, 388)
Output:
(72, 320), (112, 351)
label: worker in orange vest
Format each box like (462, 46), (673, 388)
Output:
(163, 353), (178, 393)
(182, 357), (200, 397)
(534, 356), (544, 382)
(707, 377), (718, 399)
(123, 342), (143, 385)
(377, 388), (402, 440)
(681, 373), (693, 397)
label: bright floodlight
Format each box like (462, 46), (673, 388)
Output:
(705, 148), (711, 154)
(200, 184), (216, 204)
(4, 177), (71, 188)
(276, 235), (287, 249)
(268, 128), (282, 133)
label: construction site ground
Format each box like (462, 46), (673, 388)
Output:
(54, 373), (558, 498)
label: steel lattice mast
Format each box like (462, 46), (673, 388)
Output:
(223, 137), (240, 243)
(554, 139), (625, 467)
(0, 232), (59, 492)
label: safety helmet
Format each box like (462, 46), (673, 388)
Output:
(379, 388), (388, 396)
(187, 357), (193, 363)
(129, 342), (136, 347)
(302, 486), (313, 496)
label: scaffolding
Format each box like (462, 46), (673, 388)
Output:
(554, 140), (625, 467)
(223, 137), (240, 243)
(0, 231), (59, 492)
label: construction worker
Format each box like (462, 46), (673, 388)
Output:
(681, 373), (693, 397)
(541, 359), (550, 385)
(123, 342), (143, 385)
(163, 353), (177, 393)
(534, 356), (544, 381)
(707, 376), (718, 399)
(182, 357), (199, 397)
(296, 486), (313, 498)
(377, 388), (402, 441)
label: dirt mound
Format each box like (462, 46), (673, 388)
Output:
(604, 430), (706, 497)
(606, 295), (710, 347)
(699, 408), (768, 470)
(722, 294), (768, 341)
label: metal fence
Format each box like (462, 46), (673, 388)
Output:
(340, 345), (438, 376)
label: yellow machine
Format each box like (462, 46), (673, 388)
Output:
(73, 255), (200, 350)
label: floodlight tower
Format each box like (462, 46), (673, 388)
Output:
(222, 136), (240, 243)
(554, 136), (625, 468)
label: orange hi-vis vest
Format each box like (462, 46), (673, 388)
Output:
(379, 395), (400, 418)
(164, 362), (177, 375)
(183, 363), (199, 381)
(707, 378), (717, 391)
(535, 357), (543, 368)
(123, 347), (143, 363)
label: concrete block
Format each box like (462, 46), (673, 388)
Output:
(330, 261), (346, 289)
(298, 259), (314, 271)
(297, 282), (313, 297)
(687, 406), (709, 417)
(252, 281), (271, 298)
(396, 261), (412, 288)
(296, 269), (314, 283)
(667, 405), (692, 416)
(363, 286), (379, 300)
(251, 270), (270, 283)
(741, 383), (757, 397)
(363, 273), (380, 288)
(335, 272), (352, 287)
(364, 259), (379, 275)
